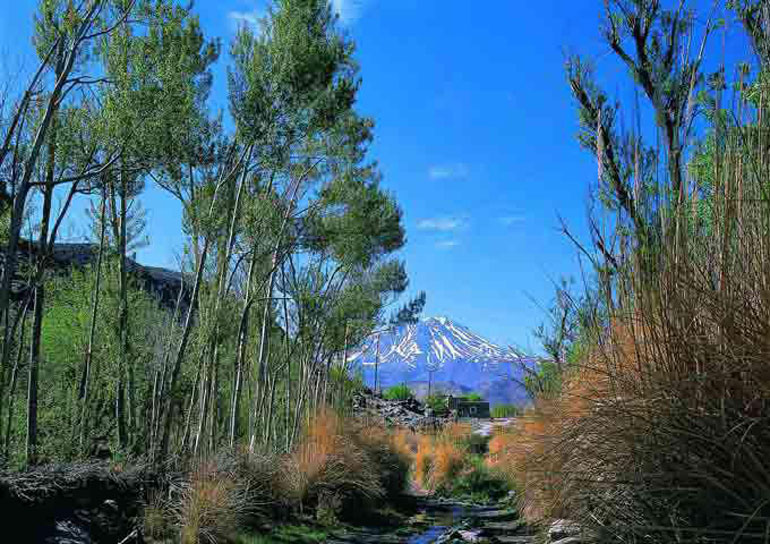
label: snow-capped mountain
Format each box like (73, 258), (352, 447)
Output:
(348, 316), (537, 406)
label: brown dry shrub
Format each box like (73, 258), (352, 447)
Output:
(173, 452), (275, 544)
(486, 400), (564, 521)
(413, 422), (472, 492)
(492, 287), (770, 540)
(279, 410), (410, 519)
(175, 462), (248, 544)
(392, 427), (419, 460)
(414, 433), (434, 488)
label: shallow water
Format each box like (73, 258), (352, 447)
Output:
(406, 502), (469, 544)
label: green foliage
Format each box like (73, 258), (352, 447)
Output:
(383, 384), (412, 401)
(523, 360), (564, 400)
(491, 404), (521, 418)
(461, 393), (483, 401)
(238, 525), (329, 544)
(389, 291), (426, 326)
(1, 263), (169, 465)
(436, 455), (511, 505)
(424, 394), (448, 414)
(529, 276), (604, 399)
(0, 0), (417, 470)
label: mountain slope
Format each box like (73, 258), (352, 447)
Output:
(348, 317), (537, 406)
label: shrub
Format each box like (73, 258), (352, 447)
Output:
(413, 423), (475, 491)
(461, 392), (483, 401)
(414, 434), (435, 490)
(354, 423), (411, 500)
(144, 490), (173, 541)
(486, 403), (563, 520)
(491, 404), (521, 418)
(175, 462), (255, 544)
(383, 384), (412, 401)
(439, 455), (510, 504)
(424, 394), (448, 414)
(280, 411), (410, 521)
(430, 437), (466, 487)
(493, 269), (770, 535)
(391, 427), (419, 460)
(170, 452), (278, 544)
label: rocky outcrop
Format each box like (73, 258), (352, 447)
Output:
(0, 461), (150, 542)
(352, 387), (448, 430)
(1, 240), (187, 311)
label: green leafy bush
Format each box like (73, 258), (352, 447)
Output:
(436, 455), (510, 504)
(383, 384), (412, 401)
(491, 404), (521, 418)
(424, 394), (448, 414)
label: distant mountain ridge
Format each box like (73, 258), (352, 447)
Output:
(348, 316), (537, 406)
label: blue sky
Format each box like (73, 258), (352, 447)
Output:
(0, 0), (750, 352)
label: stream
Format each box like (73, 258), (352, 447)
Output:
(327, 497), (530, 544)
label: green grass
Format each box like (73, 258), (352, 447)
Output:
(491, 404), (521, 418)
(237, 525), (329, 544)
(436, 455), (511, 504)
(383, 384), (412, 400)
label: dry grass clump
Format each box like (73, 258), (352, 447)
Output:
(175, 462), (253, 544)
(491, 295), (770, 538)
(492, 158), (770, 542)
(392, 427), (419, 460)
(279, 410), (410, 520)
(166, 412), (411, 538)
(413, 423), (472, 491)
(144, 489), (173, 541)
(486, 403), (563, 521)
(172, 452), (277, 544)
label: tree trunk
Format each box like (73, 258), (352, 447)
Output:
(113, 175), (130, 451)
(25, 74), (61, 466)
(373, 334), (380, 394)
(250, 269), (276, 453)
(229, 256), (256, 447)
(158, 237), (209, 459)
(26, 286), (44, 467)
(79, 193), (107, 452)
(4, 297), (30, 460)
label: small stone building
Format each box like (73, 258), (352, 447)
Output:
(446, 395), (490, 419)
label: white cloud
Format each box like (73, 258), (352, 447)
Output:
(417, 217), (467, 232)
(499, 215), (525, 226)
(330, 0), (367, 24)
(428, 163), (469, 180)
(228, 9), (263, 28)
(436, 240), (459, 249)
(229, 1), (366, 32)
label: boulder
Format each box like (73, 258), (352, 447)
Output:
(551, 537), (584, 544)
(548, 519), (583, 541)
(458, 528), (484, 542)
(547, 519), (597, 544)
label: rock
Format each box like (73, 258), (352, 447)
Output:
(351, 388), (436, 429)
(548, 519), (583, 541)
(45, 520), (91, 544)
(547, 519), (598, 544)
(459, 528), (484, 542)
(551, 537), (584, 544)
(0, 462), (145, 543)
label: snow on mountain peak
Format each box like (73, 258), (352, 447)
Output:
(348, 316), (535, 405)
(350, 315), (524, 368)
